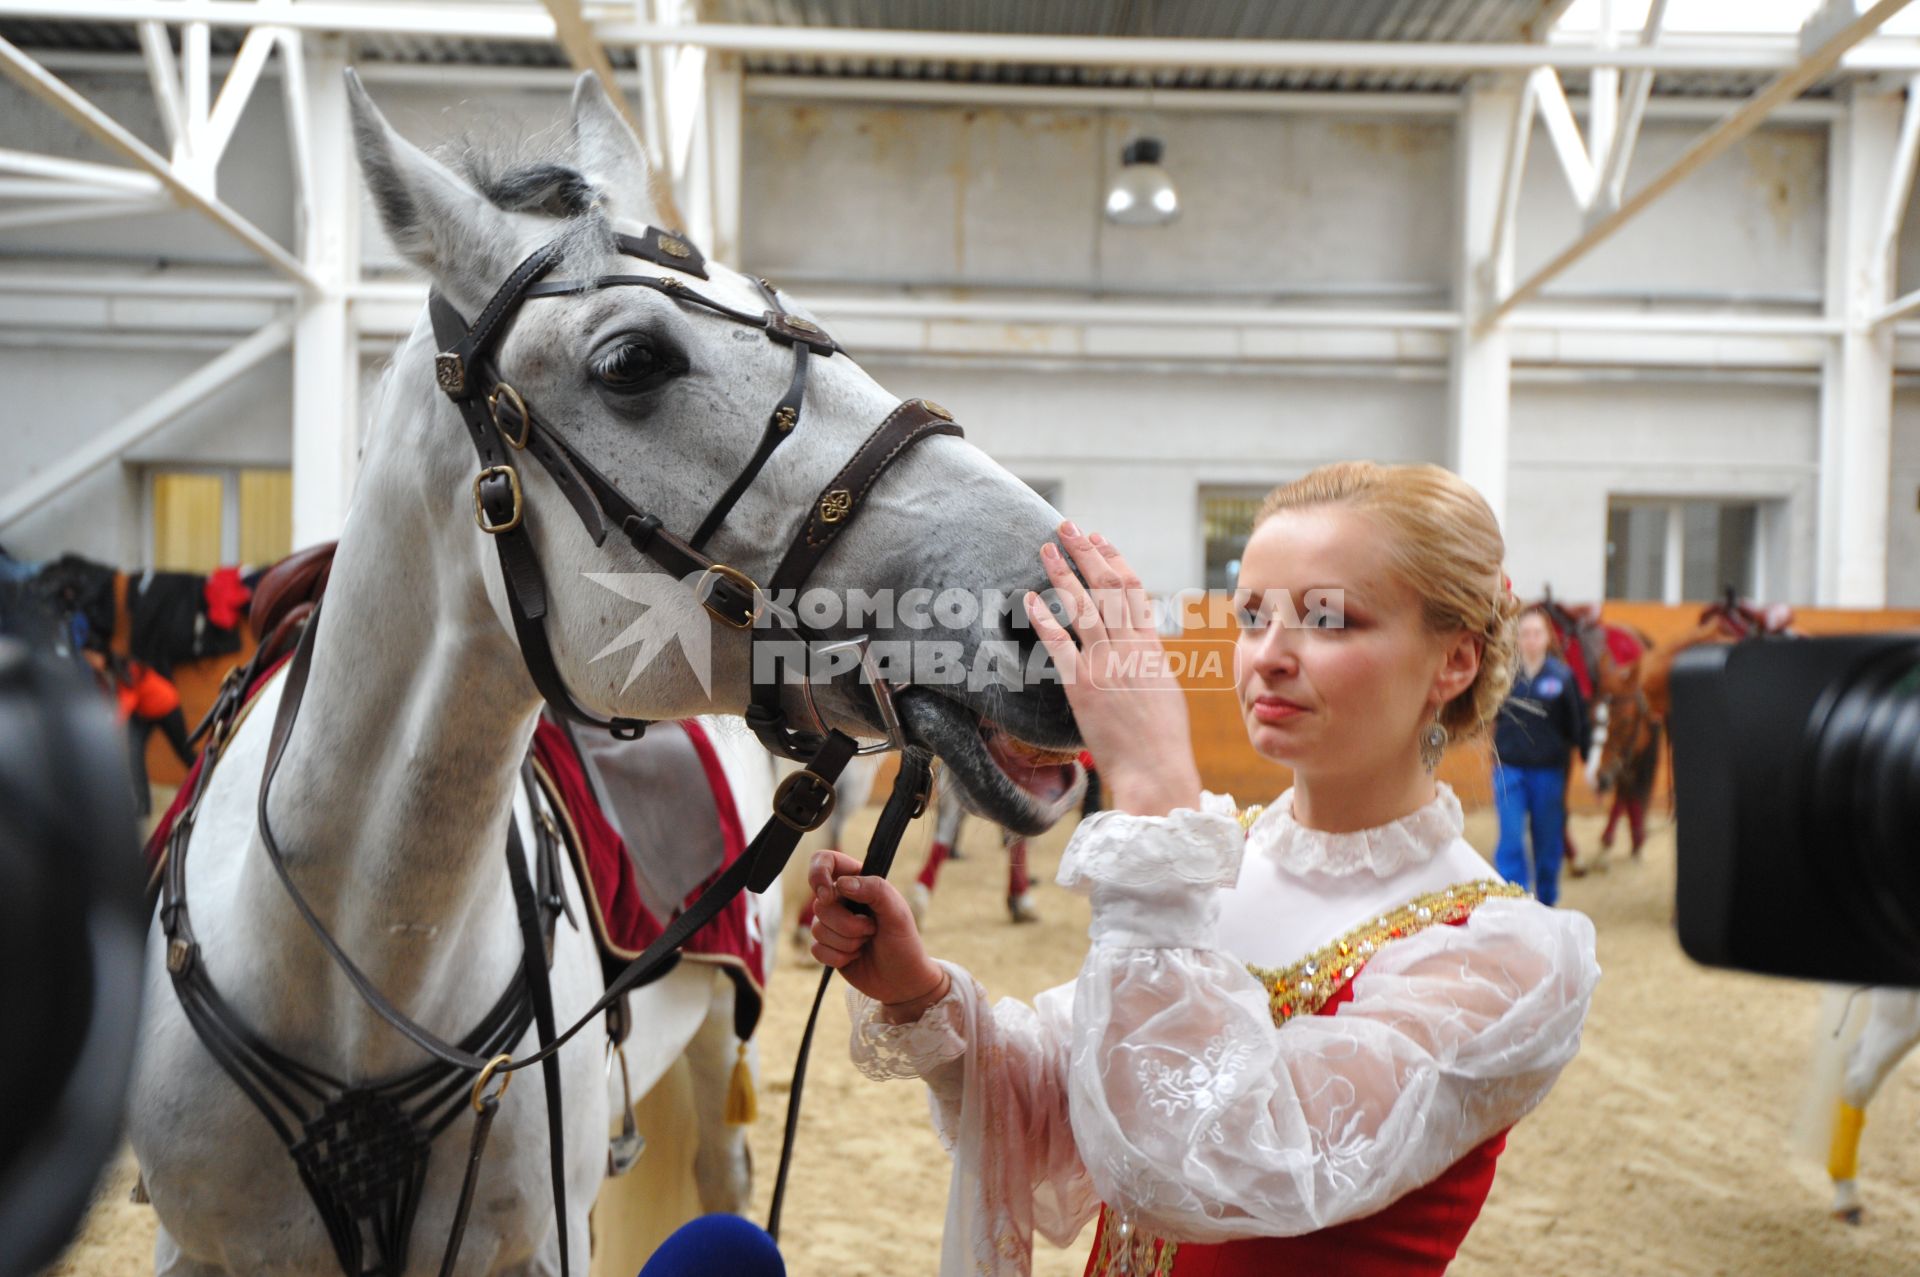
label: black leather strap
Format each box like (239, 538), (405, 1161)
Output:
(430, 292), (649, 740)
(769, 399), (962, 599)
(689, 341), (806, 551)
(503, 816), (568, 1277)
(615, 227), (709, 279)
(250, 601), (865, 1080)
(437, 1090), (502, 1277)
(765, 747), (934, 1242)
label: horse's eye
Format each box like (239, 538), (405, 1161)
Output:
(592, 338), (668, 391)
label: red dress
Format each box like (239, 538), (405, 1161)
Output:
(1082, 908), (1510, 1277)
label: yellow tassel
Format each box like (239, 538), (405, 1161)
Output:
(1830, 1101), (1867, 1181)
(725, 1042), (757, 1127)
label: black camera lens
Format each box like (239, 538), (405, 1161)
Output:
(1803, 639), (1920, 960)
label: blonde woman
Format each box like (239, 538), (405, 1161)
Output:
(807, 462), (1600, 1277)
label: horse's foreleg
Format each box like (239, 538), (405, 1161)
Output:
(909, 790), (969, 923)
(1831, 989), (1920, 1222)
(155, 1225), (227, 1277)
(1005, 834), (1038, 923)
(1600, 795), (1623, 850)
(685, 978), (754, 1216)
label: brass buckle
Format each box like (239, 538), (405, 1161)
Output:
(773, 768), (837, 833)
(471, 1053), (514, 1112)
(488, 383), (530, 450)
(473, 465), (524, 534)
(695, 563), (762, 629)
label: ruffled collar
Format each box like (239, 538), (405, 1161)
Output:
(1247, 783), (1464, 879)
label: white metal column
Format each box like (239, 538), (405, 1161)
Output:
(1449, 79), (1522, 527)
(1817, 87), (1902, 606)
(289, 32), (358, 546)
(705, 51), (743, 265)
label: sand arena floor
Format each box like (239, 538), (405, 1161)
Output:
(48, 805), (1920, 1276)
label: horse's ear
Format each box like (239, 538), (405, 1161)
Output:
(345, 68), (521, 313)
(569, 72), (662, 229)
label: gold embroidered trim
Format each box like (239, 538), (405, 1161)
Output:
(1088, 1212), (1178, 1277)
(1235, 804), (1265, 831)
(1246, 879), (1526, 1026)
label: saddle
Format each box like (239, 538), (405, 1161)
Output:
(143, 544), (339, 885)
(249, 540), (336, 663)
(1703, 596), (1796, 638)
(528, 718), (767, 1041)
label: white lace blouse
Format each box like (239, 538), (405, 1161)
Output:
(847, 784), (1600, 1276)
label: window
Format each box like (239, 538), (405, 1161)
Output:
(1200, 486), (1275, 593)
(1604, 498), (1767, 603)
(146, 466), (293, 572)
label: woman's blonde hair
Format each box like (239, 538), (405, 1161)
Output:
(1252, 461), (1521, 740)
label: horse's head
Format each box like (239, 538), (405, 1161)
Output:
(347, 73), (1080, 831)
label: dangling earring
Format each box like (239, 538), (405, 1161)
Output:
(1419, 712), (1449, 773)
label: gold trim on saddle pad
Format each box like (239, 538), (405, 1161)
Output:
(1246, 879), (1526, 1026)
(529, 757), (767, 996)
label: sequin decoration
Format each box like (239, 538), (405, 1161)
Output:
(1245, 879), (1527, 1026)
(1088, 1210), (1178, 1276)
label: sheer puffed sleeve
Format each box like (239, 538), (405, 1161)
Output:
(1060, 799), (1599, 1243)
(848, 963), (1097, 1275)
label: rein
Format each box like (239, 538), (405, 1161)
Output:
(166, 224), (955, 1276)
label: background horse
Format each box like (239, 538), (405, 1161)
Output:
(1536, 593), (1656, 869)
(127, 72), (1081, 1277)
(907, 779), (1044, 924)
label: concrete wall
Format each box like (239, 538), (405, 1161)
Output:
(0, 349), (291, 564)
(857, 361), (1445, 590)
(1890, 391), (1920, 606)
(1506, 380), (1820, 601)
(1516, 120), (1827, 303)
(744, 103), (1456, 295)
(0, 75), (1889, 610)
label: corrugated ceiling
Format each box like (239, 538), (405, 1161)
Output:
(0, 0), (1831, 99)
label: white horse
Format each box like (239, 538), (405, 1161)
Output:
(127, 72), (1080, 1276)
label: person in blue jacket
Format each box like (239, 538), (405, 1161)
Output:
(1492, 607), (1588, 905)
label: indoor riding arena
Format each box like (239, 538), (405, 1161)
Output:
(8, 4), (1920, 1277)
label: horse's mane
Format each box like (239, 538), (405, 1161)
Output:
(464, 155), (598, 219)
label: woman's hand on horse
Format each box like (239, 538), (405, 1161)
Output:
(807, 850), (949, 1022)
(1025, 522), (1202, 818)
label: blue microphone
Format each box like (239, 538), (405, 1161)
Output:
(638, 1214), (786, 1277)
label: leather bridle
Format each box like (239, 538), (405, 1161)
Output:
(430, 225), (961, 760)
(163, 224), (964, 1276)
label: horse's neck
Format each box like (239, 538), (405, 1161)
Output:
(1639, 623), (1725, 718)
(250, 464), (542, 1052)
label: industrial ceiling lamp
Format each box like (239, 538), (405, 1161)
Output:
(1105, 136), (1180, 226)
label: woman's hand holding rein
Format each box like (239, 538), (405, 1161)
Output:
(806, 849), (948, 1021)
